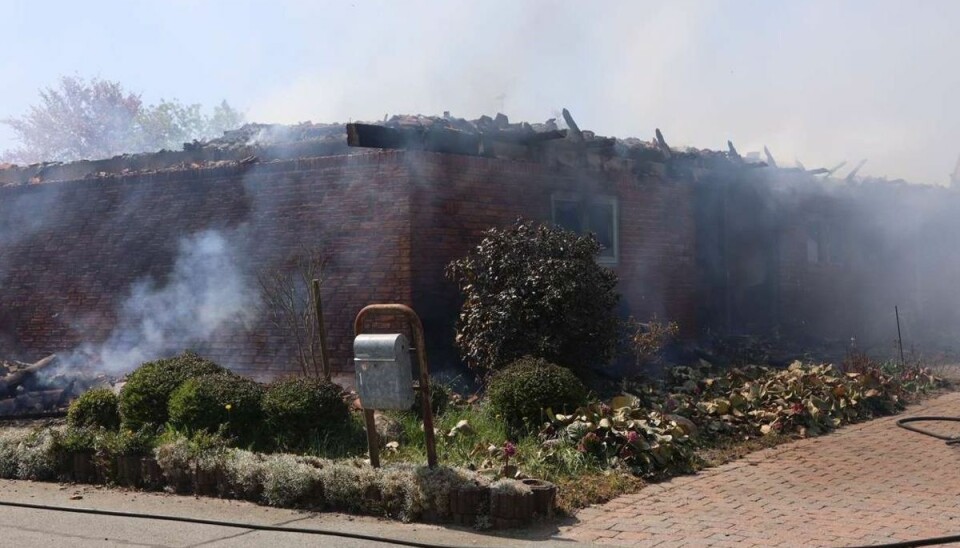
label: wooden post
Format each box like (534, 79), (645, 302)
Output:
(312, 279), (331, 381)
(896, 306), (906, 367)
(364, 408), (380, 468)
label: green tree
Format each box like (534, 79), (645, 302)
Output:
(2, 76), (244, 164)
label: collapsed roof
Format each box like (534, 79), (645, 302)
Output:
(0, 110), (941, 190)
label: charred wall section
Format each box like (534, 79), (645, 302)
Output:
(3, 141), (959, 379)
(0, 152), (413, 378)
(695, 165), (960, 360)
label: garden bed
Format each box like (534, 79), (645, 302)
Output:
(0, 355), (946, 527)
(0, 427), (555, 529)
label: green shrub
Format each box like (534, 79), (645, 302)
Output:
(446, 219), (620, 375)
(0, 429), (31, 478)
(101, 427), (158, 456)
(260, 453), (322, 507)
(119, 351), (226, 430)
(0, 428), (58, 481)
(262, 377), (349, 449)
(168, 373), (265, 445)
(67, 388), (120, 430)
(56, 426), (99, 454)
(317, 461), (379, 512)
(222, 449), (267, 501)
(487, 357), (588, 429)
(411, 382), (451, 419)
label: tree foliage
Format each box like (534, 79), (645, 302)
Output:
(2, 76), (243, 164)
(446, 219), (620, 375)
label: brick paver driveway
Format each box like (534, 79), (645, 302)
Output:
(560, 391), (960, 547)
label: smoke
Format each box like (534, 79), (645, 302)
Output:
(242, 0), (960, 185)
(0, 187), (61, 249)
(5, 2), (960, 181)
(57, 230), (258, 374)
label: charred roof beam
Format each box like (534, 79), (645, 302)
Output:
(346, 123), (566, 156)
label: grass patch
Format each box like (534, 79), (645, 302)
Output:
(379, 403), (610, 486)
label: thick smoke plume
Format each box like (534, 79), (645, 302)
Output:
(57, 230), (257, 374)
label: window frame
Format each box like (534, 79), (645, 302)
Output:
(550, 192), (620, 266)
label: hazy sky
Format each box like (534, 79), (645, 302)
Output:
(2, 0), (958, 183)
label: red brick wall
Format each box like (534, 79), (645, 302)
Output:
(0, 152), (413, 379)
(0, 148), (698, 379)
(403, 151), (698, 373)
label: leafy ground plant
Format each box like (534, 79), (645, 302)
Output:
(645, 361), (944, 440)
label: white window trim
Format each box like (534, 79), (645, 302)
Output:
(550, 192), (619, 266)
(593, 195), (619, 266)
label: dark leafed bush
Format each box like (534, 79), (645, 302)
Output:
(487, 357), (588, 429)
(119, 352), (226, 430)
(67, 388), (120, 431)
(411, 381), (451, 419)
(262, 376), (349, 449)
(446, 219), (619, 375)
(168, 373), (265, 446)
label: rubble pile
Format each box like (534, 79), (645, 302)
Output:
(0, 109), (685, 186)
(0, 355), (117, 416)
(2, 107), (911, 187)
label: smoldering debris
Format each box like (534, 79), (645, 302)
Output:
(56, 230), (259, 377)
(0, 355), (118, 416)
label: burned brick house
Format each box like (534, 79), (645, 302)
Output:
(0, 113), (957, 382)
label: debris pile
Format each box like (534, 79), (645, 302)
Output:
(0, 108), (931, 189)
(0, 355), (117, 416)
(348, 109), (627, 168)
(0, 109), (675, 185)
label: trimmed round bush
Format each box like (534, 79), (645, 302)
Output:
(119, 352), (226, 430)
(67, 388), (120, 430)
(168, 373), (265, 445)
(487, 357), (588, 428)
(262, 377), (348, 449)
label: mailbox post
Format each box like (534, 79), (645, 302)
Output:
(354, 334), (416, 410)
(353, 304), (438, 468)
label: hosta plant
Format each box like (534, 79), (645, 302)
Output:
(543, 399), (697, 478)
(648, 361), (942, 440)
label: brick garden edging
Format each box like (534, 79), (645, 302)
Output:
(54, 450), (556, 530)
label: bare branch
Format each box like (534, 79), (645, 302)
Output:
(257, 245), (328, 377)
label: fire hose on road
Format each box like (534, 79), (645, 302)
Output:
(895, 415), (960, 445)
(0, 499), (467, 548)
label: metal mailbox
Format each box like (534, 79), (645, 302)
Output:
(353, 333), (415, 410)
